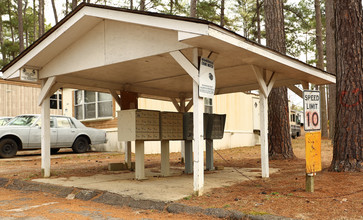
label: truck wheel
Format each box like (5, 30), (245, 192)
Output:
(0, 139), (18, 158)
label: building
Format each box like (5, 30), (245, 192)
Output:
(0, 79), (62, 116)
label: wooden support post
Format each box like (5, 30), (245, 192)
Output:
(184, 140), (193, 174)
(301, 81), (309, 90)
(306, 173), (314, 192)
(135, 140), (145, 180)
(259, 92), (269, 178)
(192, 48), (204, 196)
(252, 65), (277, 178)
(40, 80), (51, 178)
(171, 48), (205, 195)
(161, 140), (170, 176)
(119, 90), (138, 170)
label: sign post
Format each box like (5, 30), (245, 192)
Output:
(303, 90), (322, 192)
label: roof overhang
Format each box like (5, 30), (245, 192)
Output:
(1, 3), (335, 101)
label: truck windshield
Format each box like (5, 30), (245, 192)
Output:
(8, 116), (38, 126)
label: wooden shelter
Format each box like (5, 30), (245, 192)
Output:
(1, 4), (335, 195)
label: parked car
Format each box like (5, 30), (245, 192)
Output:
(0, 114), (107, 158)
(0, 117), (12, 126)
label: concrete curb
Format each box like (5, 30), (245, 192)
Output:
(0, 177), (293, 220)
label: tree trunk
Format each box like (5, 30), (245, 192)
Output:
(220, 0), (225, 27)
(140, 0), (145, 11)
(130, 0), (133, 9)
(256, 0), (261, 44)
(33, 0), (37, 40)
(23, 0), (28, 47)
(18, 0), (24, 52)
(51, 0), (58, 24)
(38, 0), (44, 36)
(265, 0), (295, 159)
(170, 0), (173, 14)
(330, 0), (363, 172)
(326, 0), (336, 140)
(72, 0), (77, 9)
(314, 0), (328, 138)
(190, 0), (197, 17)
(7, 1), (15, 44)
(0, 8), (5, 64)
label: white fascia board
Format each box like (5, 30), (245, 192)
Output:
(208, 27), (336, 84)
(83, 7), (209, 36)
(178, 31), (202, 41)
(2, 9), (88, 80)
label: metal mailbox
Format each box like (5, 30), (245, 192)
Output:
(160, 112), (184, 140)
(118, 109), (160, 141)
(205, 114), (226, 139)
(183, 113), (226, 140)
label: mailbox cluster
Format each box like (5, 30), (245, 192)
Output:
(118, 109), (226, 141)
(183, 113), (226, 140)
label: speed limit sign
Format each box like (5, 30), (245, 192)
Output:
(303, 90), (321, 131)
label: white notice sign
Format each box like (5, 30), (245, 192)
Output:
(20, 68), (38, 82)
(303, 90), (321, 131)
(199, 57), (216, 99)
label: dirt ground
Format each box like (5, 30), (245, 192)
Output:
(0, 136), (362, 219)
(0, 187), (216, 219)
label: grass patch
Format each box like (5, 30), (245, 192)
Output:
(183, 195), (192, 200)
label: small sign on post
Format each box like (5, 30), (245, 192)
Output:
(303, 90), (322, 193)
(19, 67), (38, 82)
(199, 57), (215, 99)
(303, 90), (321, 131)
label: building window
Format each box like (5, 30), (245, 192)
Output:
(74, 90), (113, 120)
(50, 90), (62, 110)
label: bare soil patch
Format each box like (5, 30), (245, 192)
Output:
(0, 136), (362, 219)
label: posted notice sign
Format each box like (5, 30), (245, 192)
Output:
(199, 57), (216, 99)
(20, 68), (38, 82)
(303, 90), (321, 131)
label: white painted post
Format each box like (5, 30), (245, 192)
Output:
(41, 81), (51, 178)
(192, 48), (204, 196)
(161, 140), (170, 176)
(259, 93), (269, 178)
(135, 140), (145, 180)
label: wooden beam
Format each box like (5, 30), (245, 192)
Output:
(170, 51), (199, 84)
(266, 72), (277, 95)
(208, 52), (219, 61)
(170, 97), (180, 112)
(288, 85), (303, 98)
(251, 65), (268, 97)
(58, 76), (181, 99)
(109, 89), (122, 108)
(38, 77), (56, 106)
(185, 99), (193, 112)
